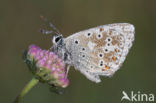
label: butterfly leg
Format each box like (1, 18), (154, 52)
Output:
(50, 84), (65, 95)
(49, 45), (55, 51)
(66, 65), (71, 76)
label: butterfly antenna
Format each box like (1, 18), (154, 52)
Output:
(38, 28), (54, 35)
(40, 15), (61, 35)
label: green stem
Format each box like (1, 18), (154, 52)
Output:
(13, 77), (39, 103)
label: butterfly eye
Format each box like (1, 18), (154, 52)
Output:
(55, 38), (59, 42)
(54, 36), (62, 43)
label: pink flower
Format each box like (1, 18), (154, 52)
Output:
(25, 44), (69, 88)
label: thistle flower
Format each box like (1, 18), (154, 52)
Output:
(24, 44), (69, 88)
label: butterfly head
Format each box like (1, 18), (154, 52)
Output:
(52, 35), (72, 64)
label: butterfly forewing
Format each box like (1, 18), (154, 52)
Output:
(64, 23), (135, 83)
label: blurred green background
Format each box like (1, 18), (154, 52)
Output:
(0, 0), (156, 103)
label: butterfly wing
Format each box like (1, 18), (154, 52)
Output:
(64, 23), (135, 83)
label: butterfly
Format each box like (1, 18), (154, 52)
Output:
(40, 16), (135, 83)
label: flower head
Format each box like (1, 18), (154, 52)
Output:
(24, 44), (69, 88)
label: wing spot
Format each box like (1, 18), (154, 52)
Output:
(115, 48), (117, 52)
(104, 49), (108, 53)
(98, 53), (104, 58)
(96, 33), (103, 39)
(109, 30), (113, 35)
(94, 75), (98, 79)
(100, 63), (103, 66)
(99, 60), (104, 67)
(112, 56), (117, 61)
(85, 32), (92, 37)
(118, 42), (124, 47)
(107, 43), (111, 46)
(88, 33), (91, 36)
(99, 54), (103, 57)
(100, 28), (104, 32)
(115, 48), (120, 52)
(74, 40), (79, 44)
(82, 47), (86, 51)
(105, 65), (110, 70)
(82, 54), (85, 58)
(106, 37), (112, 42)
